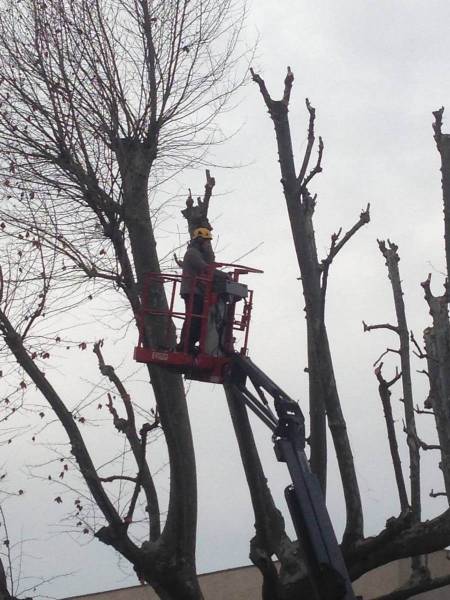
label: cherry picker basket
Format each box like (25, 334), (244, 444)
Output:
(134, 262), (262, 383)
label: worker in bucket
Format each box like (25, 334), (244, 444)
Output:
(178, 227), (226, 353)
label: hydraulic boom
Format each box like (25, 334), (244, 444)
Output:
(134, 263), (357, 599)
(229, 355), (357, 600)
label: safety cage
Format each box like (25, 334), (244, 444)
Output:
(134, 262), (262, 383)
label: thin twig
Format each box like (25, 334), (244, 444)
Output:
(410, 331), (427, 359)
(302, 136), (324, 188)
(298, 97), (317, 184)
(430, 489), (447, 498)
(373, 347), (401, 368)
(249, 67), (273, 109)
(320, 205), (370, 315)
(99, 475), (137, 483)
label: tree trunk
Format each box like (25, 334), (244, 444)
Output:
(224, 384), (305, 600)
(308, 325), (328, 494)
(118, 141), (202, 598)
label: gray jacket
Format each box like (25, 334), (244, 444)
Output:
(180, 244), (209, 296)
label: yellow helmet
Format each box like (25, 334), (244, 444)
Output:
(192, 227), (213, 240)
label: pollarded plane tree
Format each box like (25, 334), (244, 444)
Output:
(250, 67), (450, 599)
(0, 1), (248, 598)
(360, 110), (450, 598)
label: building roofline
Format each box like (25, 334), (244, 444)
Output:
(63, 563), (256, 600)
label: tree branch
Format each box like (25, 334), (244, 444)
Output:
(297, 97), (317, 184)
(93, 341), (161, 540)
(375, 364), (409, 513)
(430, 490), (447, 498)
(363, 321), (399, 334)
(325, 205), (371, 265)
(402, 426), (441, 452)
(432, 106), (444, 152)
(302, 136), (323, 188)
(99, 475), (138, 484)
(373, 347), (401, 368)
(202, 169), (215, 216)
(421, 280), (450, 500)
(372, 572), (450, 600)
(0, 309), (142, 566)
(250, 67), (275, 110)
(181, 169), (216, 237)
(378, 240), (421, 548)
(282, 66), (294, 106)
(410, 331), (427, 359)
(320, 205), (370, 315)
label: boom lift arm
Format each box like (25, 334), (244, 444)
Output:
(229, 355), (357, 600)
(134, 263), (357, 599)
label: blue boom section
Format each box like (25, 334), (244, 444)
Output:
(229, 355), (357, 600)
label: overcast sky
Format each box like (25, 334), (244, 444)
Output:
(3, 1), (450, 598)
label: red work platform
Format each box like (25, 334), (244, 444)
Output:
(134, 262), (262, 383)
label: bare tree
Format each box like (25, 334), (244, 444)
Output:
(0, 1), (248, 598)
(249, 67), (450, 599)
(4, 2), (450, 597)
(251, 66), (366, 550)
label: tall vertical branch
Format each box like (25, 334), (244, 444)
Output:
(432, 107), (450, 280)
(429, 107), (450, 503)
(251, 67), (365, 548)
(371, 239), (425, 579)
(422, 279), (450, 501)
(139, 0), (159, 141)
(377, 240), (421, 523)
